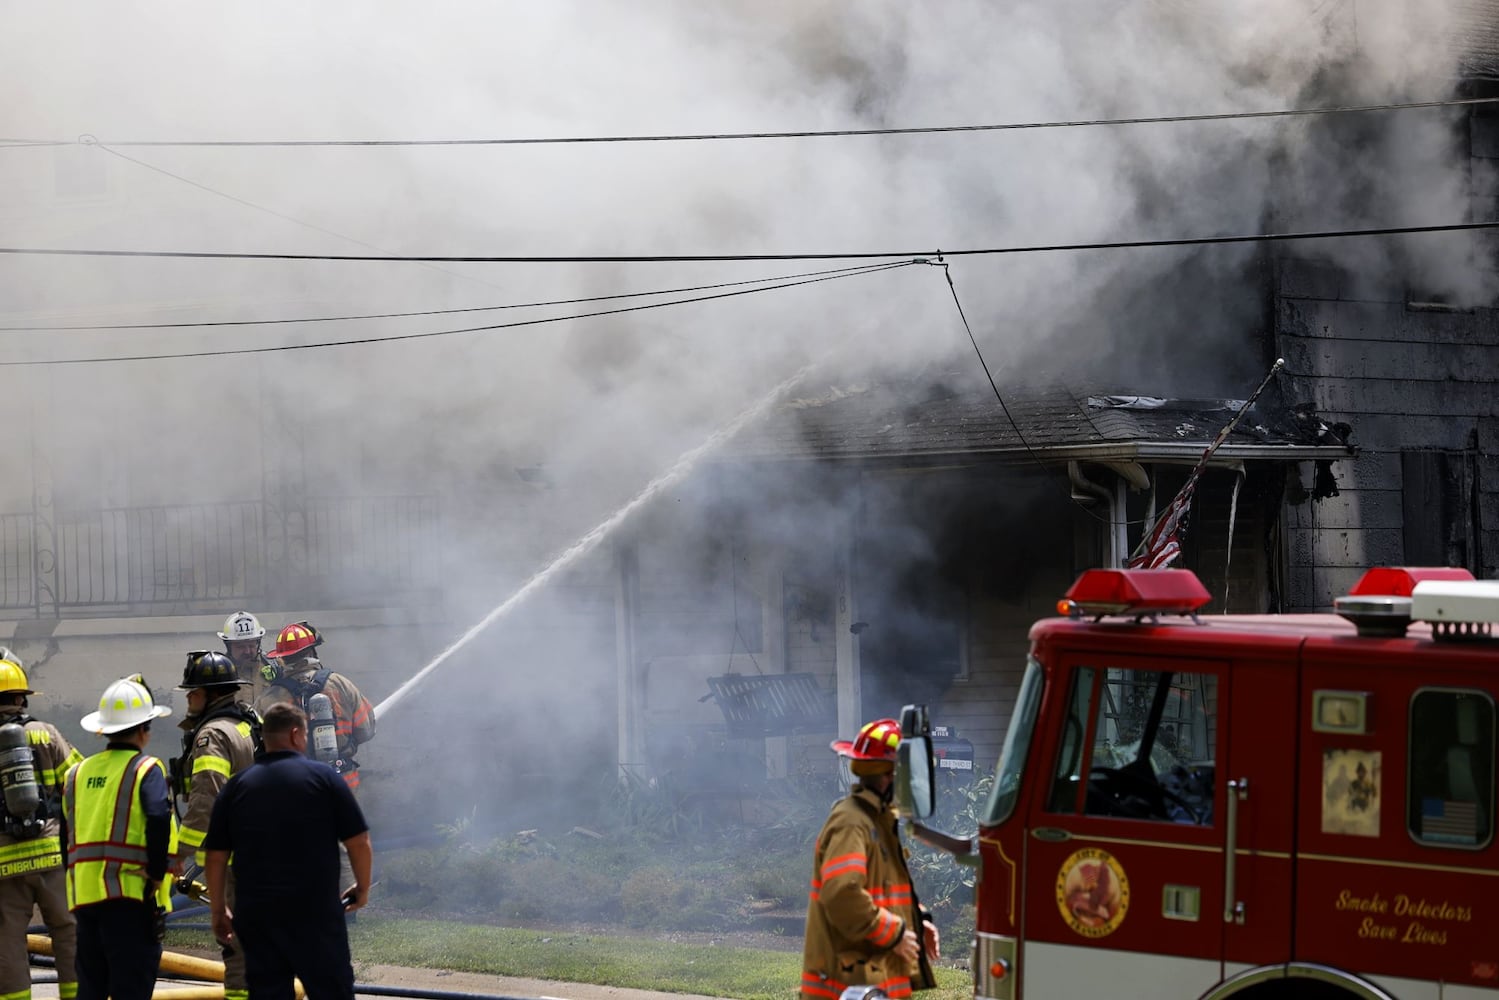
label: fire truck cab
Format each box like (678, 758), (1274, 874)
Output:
(899, 567), (1499, 1000)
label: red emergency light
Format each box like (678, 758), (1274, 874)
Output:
(1058, 568), (1213, 618)
(1348, 566), (1476, 597)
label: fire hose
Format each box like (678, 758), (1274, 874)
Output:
(29, 930), (552, 1000)
(27, 933), (305, 999)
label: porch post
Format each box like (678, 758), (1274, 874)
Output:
(761, 555), (788, 779)
(614, 539), (645, 777)
(834, 513), (861, 740)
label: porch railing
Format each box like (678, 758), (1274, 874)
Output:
(0, 496), (440, 615)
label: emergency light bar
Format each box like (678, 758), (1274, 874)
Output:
(1412, 578), (1499, 640)
(1058, 568), (1212, 618)
(1335, 567), (1485, 639)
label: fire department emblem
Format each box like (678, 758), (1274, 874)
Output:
(1056, 847), (1130, 938)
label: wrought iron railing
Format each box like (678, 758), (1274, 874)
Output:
(0, 496), (440, 615)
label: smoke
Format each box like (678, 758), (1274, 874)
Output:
(0, 0), (1487, 848)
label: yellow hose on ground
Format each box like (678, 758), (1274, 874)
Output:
(31, 934), (302, 997)
(156, 951), (227, 982)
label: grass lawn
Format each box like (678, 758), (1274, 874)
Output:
(172, 915), (972, 1000)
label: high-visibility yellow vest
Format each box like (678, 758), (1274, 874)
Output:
(62, 749), (177, 909)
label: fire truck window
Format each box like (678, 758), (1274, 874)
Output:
(1047, 667), (1095, 814)
(1408, 689), (1494, 849)
(984, 656), (1044, 826)
(1083, 669), (1217, 825)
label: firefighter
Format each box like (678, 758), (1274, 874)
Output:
(173, 651), (260, 1000)
(801, 718), (939, 1000)
(64, 675), (177, 1000)
(217, 611), (274, 702)
(0, 659), (83, 1000)
(255, 623), (375, 793)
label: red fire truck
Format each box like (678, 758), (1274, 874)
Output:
(897, 566), (1498, 1000)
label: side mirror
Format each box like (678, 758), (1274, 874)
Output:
(896, 704), (935, 819)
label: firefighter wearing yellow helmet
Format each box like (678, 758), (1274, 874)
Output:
(800, 718), (939, 1000)
(172, 651), (260, 1000)
(0, 659), (83, 1000)
(217, 612), (273, 702)
(64, 675), (178, 1000)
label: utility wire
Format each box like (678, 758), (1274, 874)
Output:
(93, 142), (512, 293)
(0, 259), (921, 366)
(5, 95), (1495, 148)
(0, 262), (888, 331)
(943, 261), (1170, 528)
(0, 220), (1493, 264)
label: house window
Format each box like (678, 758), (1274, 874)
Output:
(1408, 689), (1494, 849)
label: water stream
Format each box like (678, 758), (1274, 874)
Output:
(373, 362), (816, 720)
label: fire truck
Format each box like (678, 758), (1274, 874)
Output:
(897, 566), (1499, 1000)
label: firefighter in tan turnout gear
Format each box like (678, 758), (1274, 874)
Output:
(173, 652), (260, 1000)
(801, 718), (939, 1000)
(0, 659), (84, 1000)
(217, 611), (275, 703)
(256, 623), (375, 792)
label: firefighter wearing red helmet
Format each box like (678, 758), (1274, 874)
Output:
(171, 651), (259, 1000)
(800, 718), (939, 1000)
(255, 623), (375, 792)
(0, 658), (84, 1000)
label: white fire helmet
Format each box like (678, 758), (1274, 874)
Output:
(218, 611), (266, 643)
(80, 674), (172, 735)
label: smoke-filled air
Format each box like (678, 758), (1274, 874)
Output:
(0, 0), (1489, 928)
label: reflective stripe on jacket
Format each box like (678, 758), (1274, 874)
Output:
(800, 784), (934, 999)
(62, 750), (176, 909)
(255, 662), (375, 790)
(176, 704), (258, 861)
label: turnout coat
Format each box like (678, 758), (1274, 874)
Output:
(800, 784), (936, 999)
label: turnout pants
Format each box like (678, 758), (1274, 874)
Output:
(232, 910), (354, 1000)
(74, 899), (161, 1000)
(0, 869), (77, 1000)
(222, 874), (248, 1000)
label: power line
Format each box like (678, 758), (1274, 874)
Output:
(0, 259), (922, 366)
(94, 143), (513, 294)
(4, 96), (1495, 148)
(0, 220), (1493, 265)
(0, 262), (889, 331)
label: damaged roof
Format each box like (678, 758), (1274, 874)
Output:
(728, 375), (1356, 466)
(1454, 0), (1499, 79)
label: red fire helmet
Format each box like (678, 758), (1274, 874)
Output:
(831, 718), (901, 762)
(274, 622), (319, 660)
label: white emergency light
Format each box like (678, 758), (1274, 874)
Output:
(1411, 579), (1499, 639)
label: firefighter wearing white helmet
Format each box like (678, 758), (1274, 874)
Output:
(217, 612), (273, 702)
(172, 652), (259, 1000)
(0, 659), (83, 1000)
(64, 675), (178, 1000)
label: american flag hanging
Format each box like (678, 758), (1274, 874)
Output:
(1126, 360), (1284, 570)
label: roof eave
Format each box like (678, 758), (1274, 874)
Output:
(724, 441), (1357, 466)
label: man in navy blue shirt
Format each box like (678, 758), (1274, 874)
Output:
(204, 703), (372, 1000)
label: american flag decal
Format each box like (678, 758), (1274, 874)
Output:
(1421, 798), (1480, 843)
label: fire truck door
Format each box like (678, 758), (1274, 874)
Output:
(1022, 656), (1230, 998)
(1219, 657), (1298, 977)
